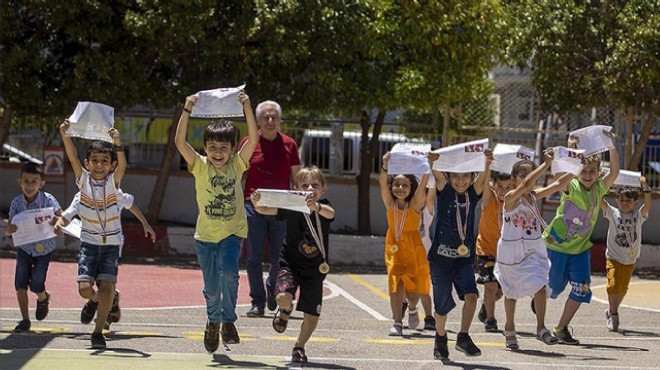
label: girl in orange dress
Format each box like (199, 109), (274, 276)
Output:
(379, 152), (431, 336)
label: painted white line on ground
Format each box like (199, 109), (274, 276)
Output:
(591, 282), (660, 313)
(324, 279), (389, 321)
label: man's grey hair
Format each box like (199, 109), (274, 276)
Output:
(255, 100), (282, 119)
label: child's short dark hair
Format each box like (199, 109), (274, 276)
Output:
(204, 120), (240, 148)
(616, 186), (639, 201)
(86, 141), (117, 162)
(388, 174), (419, 203)
(511, 159), (536, 178)
(21, 162), (44, 178)
(492, 171), (512, 183)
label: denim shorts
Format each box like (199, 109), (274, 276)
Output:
(15, 248), (52, 292)
(77, 243), (120, 284)
(430, 257), (479, 315)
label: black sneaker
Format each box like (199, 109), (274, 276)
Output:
(455, 333), (481, 356)
(35, 291), (50, 321)
(221, 322), (240, 344)
(204, 322), (220, 353)
(424, 315), (436, 331)
(90, 332), (106, 349)
(433, 333), (449, 360)
(267, 290), (277, 312)
(292, 347), (308, 363)
(531, 298), (536, 314)
(553, 326), (580, 345)
(81, 300), (98, 324)
(108, 290), (121, 323)
(484, 318), (498, 332)
(246, 305), (265, 317)
(14, 319), (31, 332)
(477, 304), (487, 323)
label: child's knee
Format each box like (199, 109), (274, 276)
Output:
(464, 293), (478, 303)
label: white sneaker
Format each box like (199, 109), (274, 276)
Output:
(408, 309), (420, 330)
(389, 322), (403, 336)
(606, 309), (619, 332)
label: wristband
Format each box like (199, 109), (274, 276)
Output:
(114, 145), (124, 152)
(381, 166), (388, 173)
(183, 107), (192, 114)
(642, 188), (651, 193)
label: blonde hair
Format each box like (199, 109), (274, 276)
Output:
(294, 166), (326, 188)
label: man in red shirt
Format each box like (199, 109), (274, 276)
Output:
(241, 100), (301, 317)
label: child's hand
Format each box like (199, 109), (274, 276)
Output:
(484, 148), (494, 165)
(382, 152), (391, 167)
(108, 128), (122, 147)
(604, 129), (616, 143)
(143, 224), (156, 243)
(59, 120), (70, 135)
(543, 147), (555, 164)
(4, 222), (17, 236)
(185, 95), (198, 111)
(568, 135), (579, 148)
(640, 176), (648, 189)
(250, 191), (262, 206)
(239, 90), (250, 108)
(305, 194), (320, 213)
(427, 151), (439, 165)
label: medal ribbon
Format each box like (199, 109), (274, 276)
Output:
(455, 193), (470, 247)
(303, 210), (326, 262)
(88, 175), (108, 242)
(393, 202), (409, 244)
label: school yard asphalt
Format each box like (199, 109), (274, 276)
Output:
(1, 256), (659, 370)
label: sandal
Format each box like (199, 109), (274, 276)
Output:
(291, 347), (308, 363)
(503, 330), (519, 350)
(537, 328), (559, 345)
(272, 307), (292, 333)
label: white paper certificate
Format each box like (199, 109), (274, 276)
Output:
(62, 218), (82, 239)
(552, 146), (585, 175)
(432, 138), (489, 173)
(254, 189), (314, 214)
(10, 208), (57, 246)
(388, 143), (431, 175)
(570, 125), (614, 157)
(192, 85), (246, 118)
(491, 144), (536, 174)
(66, 102), (114, 143)
(602, 168), (641, 187)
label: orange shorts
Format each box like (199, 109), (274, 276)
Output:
(605, 259), (635, 296)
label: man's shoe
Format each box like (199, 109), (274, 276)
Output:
(423, 315), (436, 331)
(246, 305), (265, 317)
(455, 333), (482, 356)
(484, 317), (498, 332)
(606, 309), (619, 332)
(35, 291), (50, 321)
(267, 290), (277, 312)
(433, 333), (449, 360)
(81, 300), (98, 324)
(109, 290), (121, 323)
(204, 322), (220, 353)
(477, 303), (487, 323)
(14, 319), (31, 332)
(90, 332), (106, 349)
(553, 326), (580, 345)
(221, 322), (240, 344)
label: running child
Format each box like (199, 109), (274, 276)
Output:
(600, 177), (652, 331)
(250, 166), (335, 364)
(543, 130), (619, 344)
(6, 162), (62, 332)
(379, 152), (431, 336)
(427, 147), (493, 359)
(174, 90), (258, 353)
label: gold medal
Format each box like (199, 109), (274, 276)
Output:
(629, 247), (635, 257)
(457, 244), (469, 256)
(390, 244), (399, 253)
(102, 235), (107, 244)
(35, 243), (45, 253)
(319, 262), (330, 274)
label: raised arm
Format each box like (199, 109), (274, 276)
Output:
(175, 95), (199, 167)
(60, 119), (83, 181)
(109, 128), (126, 186)
(504, 148), (553, 209)
(640, 176), (652, 218)
(428, 151), (446, 192)
(238, 91), (259, 164)
(410, 173), (430, 212)
(474, 148), (493, 196)
(602, 130), (620, 189)
(379, 152), (394, 210)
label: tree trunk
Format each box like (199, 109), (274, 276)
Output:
(356, 109), (386, 235)
(442, 104), (451, 147)
(0, 104), (13, 148)
(627, 113), (656, 171)
(146, 103), (183, 224)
